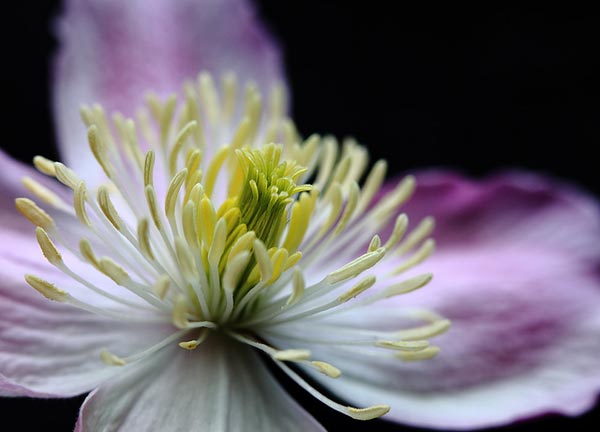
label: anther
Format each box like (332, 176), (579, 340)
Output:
(272, 349), (311, 361)
(311, 361), (342, 378)
(347, 405), (391, 421)
(24, 274), (68, 302)
(15, 198), (54, 228)
(337, 275), (377, 302)
(33, 155), (57, 176)
(100, 349), (126, 366)
(35, 227), (62, 265)
(396, 346), (440, 361)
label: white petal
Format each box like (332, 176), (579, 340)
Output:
(76, 336), (325, 431)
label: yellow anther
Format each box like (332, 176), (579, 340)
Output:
(395, 319), (451, 341)
(175, 237), (198, 281)
(182, 201), (198, 250)
(286, 268), (305, 306)
(272, 349), (311, 361)
(337, 275), (377, 303)
(15, 198), (54, 228)
(88, 125), (114, 178)
(347, 405), (391, 421)
(383, 214), (409, 252)
(172, 294), (190, 329)
(327, 248), (385, 284)
(208, 218), (227, 266)
(396, 217), (435, 255)
(153, 275), (171, 300)
(356, 159), (387, 213)
(204, 146), (230, 198)
(253, 240), (273, 282)
(268, 248), (288, 283)
(221, 71), (237, 121)
(99, 257), (130, 286)
(396, 346), (441, 362)
(145, 185), (163, 229)
(24, 274), (68, 302)
(33, 155), (57, 176)
(179, 340), (201, 350)
(368, 235), (381, 252)
(165, 168), (187, 221)
(143, 150), (155, 187)
(311, 361), (342, 378)
(198, 197), (216, 247)
(79, 239), (100, 269)
(198, 72), (221, 124)
(100, 349), (126, 366)
(375, 340), (430, 351)
(35, 227), (62, 265)
(97, 186), (123, 231)
(282, 192), (315, 252)
(381, 273), (433, 298)
(53, 163), (81, 190)
(394, 239), (436, 274)
(22, 177), (64, 208)
(168, 121), (197, 175)
(73, 181), (91, 226)
(137, 218), (154, 261)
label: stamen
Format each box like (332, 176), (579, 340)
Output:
(285, 268), (305, 306)
(272, 349), (312, 361)
(347, 405), (391, 421)
(74, 182), (92, 226)
(375, 340), (430, 351)
(53, 162), (82, 190)
(311, 361), (342, 378)
(153, 274), (171, 300)
(35, 227), (62, 265)
(24, 274), (68, 302)
(33, 155), (57, 176)
(15, 198), (54, 228)
(100, 349), (126, 366)
(337, 275), (377, 302)
(22, 177), (67, 209)
(326, 248), (385, 284)
(393, 239), (435, 274)
(396, 346), (440, 361)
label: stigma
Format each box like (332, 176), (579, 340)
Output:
(16, 71), (446, 421)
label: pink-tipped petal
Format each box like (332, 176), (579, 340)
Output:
(75, 337), (325, 431)
(53, 0), (286, 183)
(302, 170), (600, 430)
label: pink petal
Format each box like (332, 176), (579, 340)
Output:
(75, 337), (325, 431)
(310, 170), (600, 429)
(53, 0), (286, 181)
(0, 250), (173, 397)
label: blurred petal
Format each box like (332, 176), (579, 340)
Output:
(75, 337), (325, 431)
(307, 170), (600, 430)
(53, 0), (286, 182)
(0, 247), (173, 397)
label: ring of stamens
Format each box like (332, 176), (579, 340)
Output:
(16, 71), (446, 421)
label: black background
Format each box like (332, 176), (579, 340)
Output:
(2, 1), (599, 431)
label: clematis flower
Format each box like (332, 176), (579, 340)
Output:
(1, 0), (447, 430)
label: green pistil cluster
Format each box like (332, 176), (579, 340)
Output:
(236, 144), (311, 248)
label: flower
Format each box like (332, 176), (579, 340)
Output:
(1, 0), (446, 430)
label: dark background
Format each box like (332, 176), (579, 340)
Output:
(2, 1), (599, 431)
